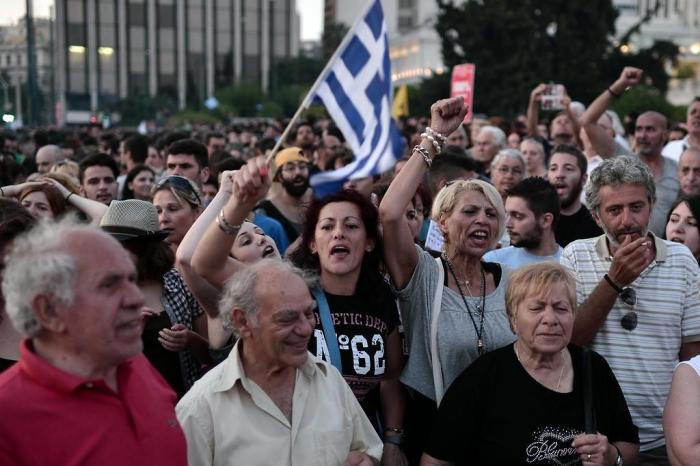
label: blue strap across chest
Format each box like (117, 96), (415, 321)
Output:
(311, 287), (343, 372)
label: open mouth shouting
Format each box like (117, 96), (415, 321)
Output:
(262, 244), (277, 258)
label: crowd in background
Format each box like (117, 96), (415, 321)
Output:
(1, 67), (700, 466)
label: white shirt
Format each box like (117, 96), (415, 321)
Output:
(176, 341), (383, 466)
(662, 136), (689, 163)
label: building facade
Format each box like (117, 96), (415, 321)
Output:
(613, 0), (700, 105)
(55, 0), (300, 124)
(324, 0), (445, 86)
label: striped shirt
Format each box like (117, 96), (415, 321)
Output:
(561, 233), (700, 450)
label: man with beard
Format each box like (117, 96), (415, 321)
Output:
(255, 147), (312, 244)
(579, 67), (679, 237)
(547, 144), (602, 246)
(293, 122), (317, 162)
(483, 177), (562, 268)
(561, 155), (700, 465)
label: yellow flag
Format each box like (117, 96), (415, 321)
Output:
(392, 85), (409, 119)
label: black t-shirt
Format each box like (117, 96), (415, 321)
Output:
(142, 311), (185, 398)
(426, 343), (638, 466)
(308, 282), (399, 418)
(555, 205), (603, 248)
(255, 200), (301, 243)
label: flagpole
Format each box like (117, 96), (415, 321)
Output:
(266, 0), (379, 164)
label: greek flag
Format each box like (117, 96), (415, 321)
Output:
(308, 0), (405, 196)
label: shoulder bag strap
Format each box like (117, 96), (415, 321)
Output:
(311, 287), (343, 372)
(582, 347), (596, 434)
(430, 256), (445, 405)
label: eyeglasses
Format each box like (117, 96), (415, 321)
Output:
(155, 175), (202, 205)
(281, 162), (309, 173)
(619, 287), (637, 331)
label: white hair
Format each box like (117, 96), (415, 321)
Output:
(218, 259), (317, 337)
(478, 125), (506, 148)
(491, 148), (526, 172)
(1, 217), (90, 337)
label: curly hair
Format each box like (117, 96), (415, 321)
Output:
(288, 189), (385, 294)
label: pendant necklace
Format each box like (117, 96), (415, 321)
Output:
(443, 253), (487, 355)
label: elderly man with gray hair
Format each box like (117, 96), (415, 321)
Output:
(176, 259), (382, 466)
(0, 218), (187, 465)
(34, 144), (64, 174)
(473, 125), (506, 177)
(561, 155), (700, 465)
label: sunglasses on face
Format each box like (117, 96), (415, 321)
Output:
(619, 287), (637, 331)
(155, 175), (202, 205)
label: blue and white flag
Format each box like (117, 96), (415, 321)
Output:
(308, 0), (405, 196)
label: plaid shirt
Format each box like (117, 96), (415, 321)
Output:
(162, 268), (204, 390)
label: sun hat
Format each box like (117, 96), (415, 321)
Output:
(99, 199), (169, 242)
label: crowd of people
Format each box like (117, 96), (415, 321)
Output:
(1, 66), (700, 465)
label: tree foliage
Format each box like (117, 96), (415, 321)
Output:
(322, 23), (350, 61)
(435, 0), (618, 117)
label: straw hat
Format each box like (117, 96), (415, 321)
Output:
(99, 199), (169, 242)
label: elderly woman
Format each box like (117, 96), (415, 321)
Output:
(520, 136), (548, 178)
(490, 148), (526, 203)
(665, 195), (700, 263)
(422, 262), (639, 466)
(380, 97), (517, 462)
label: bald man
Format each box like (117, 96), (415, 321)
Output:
(579, 67), (679, 236)
(34, 145), (64, 175)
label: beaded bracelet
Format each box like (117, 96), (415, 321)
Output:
(425, 126), (447, 145)
(420, 132), (441, 154)
(413, 145), (432, 168)
(216, 208), (243, 236)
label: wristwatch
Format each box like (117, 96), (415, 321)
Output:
(613, 444), (623, 466)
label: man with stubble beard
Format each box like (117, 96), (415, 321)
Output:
(255, 147), (312, 244)
(547, 144), (602, 247)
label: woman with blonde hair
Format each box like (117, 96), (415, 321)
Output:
(380, 97), (517, 462)
(422, 262), (638, 466)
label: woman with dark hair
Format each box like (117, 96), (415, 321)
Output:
(100, 199), (209, 398)
(122, 164), (155, 201)
(0, 200), (35, 371)
(288, 189), (407, 466)
(665, 194), (700, 263)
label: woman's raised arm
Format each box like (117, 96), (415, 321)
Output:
(379, 97), (467, 289)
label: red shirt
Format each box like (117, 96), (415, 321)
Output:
(0, 340), (187, 466)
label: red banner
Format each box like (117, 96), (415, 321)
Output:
(450, 63), (475, 123)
